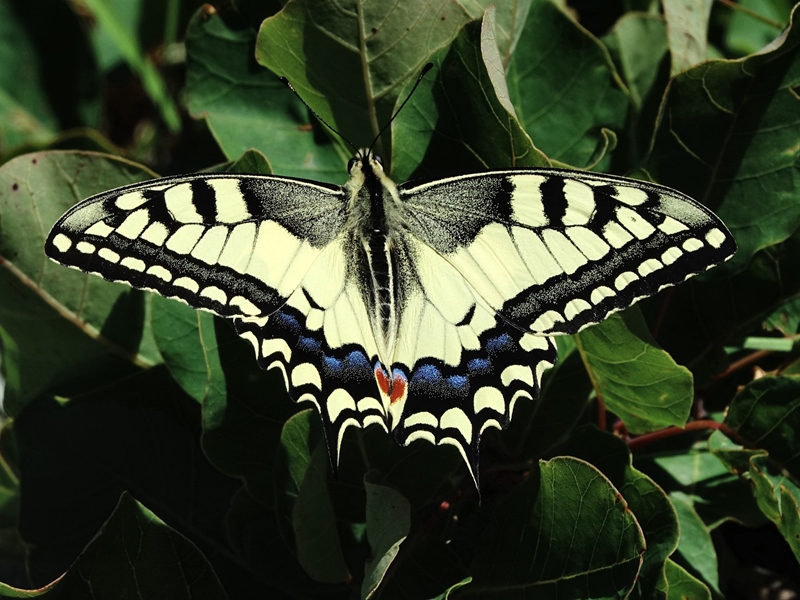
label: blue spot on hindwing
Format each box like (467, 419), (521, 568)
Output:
(467, 358), (491, 374)
(272, 310), (301, 332)
(486, 333), (514, 355)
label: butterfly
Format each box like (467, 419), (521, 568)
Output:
(44, 141), (736, 483)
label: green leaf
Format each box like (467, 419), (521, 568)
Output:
(393, 10), (548, 181)
(469, 456), (645, 597)
(0, 151), (161, 414)
(724, 375), (800, 477)
(507, 0), (629, 168)
(185, 9), (342, 182)
(603, 13), (668, 110)
(669, 491), (720, 593)
(726, 0), (791, 56)
(150, 296), (225, 406)
(36, 492), (225, 599)
(664, 559), (711, 600)
(0, 0), (99, 154)
(662, 0), (713, 74)
(712, 444), (800, 563)
(10, 371), (240, 593)
(255, 0), (499, 155)
(576, 310), (694, 433)
(80, 0), (180, 132)
(362, 476), (411, 599)
(560, 426), (679, 600)
(646, 3), (800, 273)
(273, 411), (350, 583)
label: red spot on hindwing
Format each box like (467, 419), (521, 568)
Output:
(390, 371), (406, 403)
(375, 365), (390, 396)
(374, 365), (407, 403)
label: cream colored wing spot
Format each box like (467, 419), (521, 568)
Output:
(564, 298), (592, 320)
(659, 247), (682, 267)
(174, 276), (199, 293)
(141, 222), (170, 245)
(562, 179), (596, 225)
(146, 265), (172, 282)
(98, 248), (120, 263)
(590, 286), (615, 304)
(291, 363), (322, 391)
(706, 228), (727, 248)
(612, 185), (649, 206)
(261, 336), (291, 363)
(166, 224), (205, 254)
(540, 229), (587, 275)
(230, 296), (260, 316)
(404, 429), (436, 445)
(683, 238), (703, 252)
(116, 209), (150, 239)
(218, 222), (257, 272)
(114, 190), (147, 210)
(513, 227), (563, 284)
(85, 221), (114, 238)
(529, 310), (564, 332)
(191, 226), (228, 264)
(441, 408), (472, 441)
(326, 388), (357, 424)
(473, 386), (505, 414)
(165, 182), (203, 223)
(404, 411), (438, 429)
(52, 233), (72, 252)
(614, 271), (638, 291)
(602, 220), (635, 249)
(566, 227), (610, 261)
(637, 258), (663, 276)
(119, 256), (145, 271)
(200, 285), (227, 305)
(617, 206), (656, 240)
(519, 332), (552, 352)
(658, 216), (688, 235)
(208, 179), (251, 222)
(508, 174), (548, 225)
(500, 364), (533, 388)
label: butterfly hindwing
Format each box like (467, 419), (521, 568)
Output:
(46, 173), (347, 320)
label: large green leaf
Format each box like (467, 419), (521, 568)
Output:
(0, 492), (226, 599)
(185, 8), (343, 182)
(576, 310), (694, 433)
(0, 152), (161, 414)
(646, 4), (800, 273)
(468, 457), (645, 597)
(507, 0), (629, 168)
(255, 0), (527, 157)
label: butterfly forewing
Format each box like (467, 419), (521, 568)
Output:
(399, 169), (736, 336)
(45, 152), (736, 485)
(46, 173), (347, 319)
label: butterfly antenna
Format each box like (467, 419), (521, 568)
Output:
(279, 77), (359, 154)
(369, 62), (433, 154)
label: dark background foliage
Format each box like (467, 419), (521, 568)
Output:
(0, 0), (799, 598)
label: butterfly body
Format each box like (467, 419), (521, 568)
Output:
(46, 149), (736, 482)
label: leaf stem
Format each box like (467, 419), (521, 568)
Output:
(626, 419), (739, 451)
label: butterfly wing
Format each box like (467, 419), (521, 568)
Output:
(389, 169), (735, 477)
(399, 169), (736, 335)
(386, 237), (558, 482)
(46, 172), (390, 467)
(46, 173), (349, 320)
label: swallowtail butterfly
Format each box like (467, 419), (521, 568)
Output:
(45, 88), (736, 483)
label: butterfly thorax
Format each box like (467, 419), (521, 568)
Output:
(344, 149), (406, 367)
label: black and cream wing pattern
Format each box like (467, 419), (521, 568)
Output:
(45, 152), (736, 482)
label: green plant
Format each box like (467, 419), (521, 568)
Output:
(0, 0), (799, 598)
